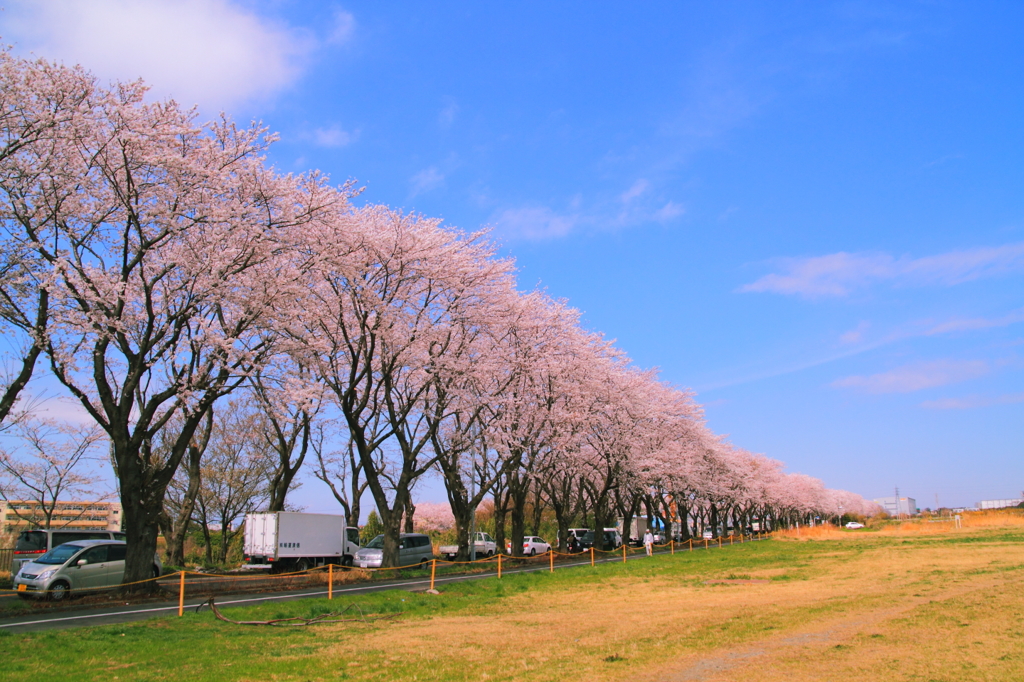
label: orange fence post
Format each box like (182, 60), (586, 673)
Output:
(718, 537), (722, 548)
(688, 538), (693, 552)
(497, 552), (502, 579)
(705, 538), (709, 550)
(671, 539), (675, 555)
(730, 535), (734, 545)
(590, 547), (595, 567)
(178, 570), (185, 617)
(622, 544), (627, 563)
(329, 563), (334, 600)
(430, 559), (436, 591)
(549, 550), (554, 573)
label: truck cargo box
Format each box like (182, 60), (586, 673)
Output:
(244, 512), (357, 566)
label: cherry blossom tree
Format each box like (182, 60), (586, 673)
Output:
(2, 54), (341, 586)
(296, 206), (512, 567)
(0, 417), (108, 528)
(0, 51), (105, 425)
(248, 359), (325, 512)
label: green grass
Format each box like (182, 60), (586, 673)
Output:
(2, 530), (1022, 681)
(0, 540), (802, 680)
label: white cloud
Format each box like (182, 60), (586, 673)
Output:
(654, 201), (685, 222)
(410, 167), (445, 196)
(438, 100), (459, 128)
(1, 0), (329, 111)
(921, 392), (1024, 410)
(832, 359), (989, 394)
(839, 321), (871, 345)
(326, 9), (355, 45)
(313, 125), (356, 148)
(924, 307), (1024, 336)
(620, 179), (649, 203)
(491, 206), (578, 241)
(741, 242), (1024, 298)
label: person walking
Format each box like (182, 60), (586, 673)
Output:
(643, 529), (654, 557)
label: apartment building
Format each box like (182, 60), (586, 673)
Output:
(0, 500), (122, 534)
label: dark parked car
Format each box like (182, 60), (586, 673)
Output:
(578, 529), (622, 552)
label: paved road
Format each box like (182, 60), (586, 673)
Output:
(0, 538), (759, 633)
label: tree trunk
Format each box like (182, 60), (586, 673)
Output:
(508, 471), (530, 557)
(403, 496), (416, 534)
(163, 412), (212, 566)
(492, 484), (509, 555)
(529, 485), (545, 537)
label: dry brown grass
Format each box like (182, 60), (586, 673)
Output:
(302, 525), (1024, 681)
(774, 509), (1024, 541)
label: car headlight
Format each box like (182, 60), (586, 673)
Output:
(36, 567), (59, 581)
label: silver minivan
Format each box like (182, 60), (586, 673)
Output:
(354, 533), (433, 569)
(11, 528), (126, 576)
(13, 539), (162, 601)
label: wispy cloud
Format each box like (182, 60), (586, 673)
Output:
(438, 100), (459, 128)
(832, 359), (989, 394)
(654, 201), (685, 222)
(923, 153), (963, 169)
(410, 167), (445, 196)
(839, 321), (871, 345)
(326, 8), (355, 45)
(740, 242), (1024, 299)
(491, 206), (578, 241)
(923, 307), (1024, 336)
(0, 0), (347, 111)
(312, 125), (356, 148)
(620, 179), (649, 203)
(921, 392), (1024, 410)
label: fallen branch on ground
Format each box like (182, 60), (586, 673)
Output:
(198, 597), (401, 626)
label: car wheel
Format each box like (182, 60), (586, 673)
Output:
(419, 558), (429, 569)
(486, 550), (493, 558)
(530, 548), (537, 556)
(342, 555), (354, 568)
(296, 559), (311, 573)
(48, 580), (71, 602)
(152, 566), (161, 580)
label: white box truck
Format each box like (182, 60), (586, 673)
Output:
(243, 512), (360, 572)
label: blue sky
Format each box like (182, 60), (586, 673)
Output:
(3, 1), (1021, 510)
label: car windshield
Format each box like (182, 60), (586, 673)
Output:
(364, 535), (385, 549)
(35, 544), (83, 565)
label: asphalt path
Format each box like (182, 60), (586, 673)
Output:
(0, 538), (759, 634)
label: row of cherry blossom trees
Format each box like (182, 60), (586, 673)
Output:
(0, 52), (874, 584)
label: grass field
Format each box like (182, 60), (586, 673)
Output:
(2, 521), (1023, 681)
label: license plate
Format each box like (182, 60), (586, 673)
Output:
(17, 584), (27, 592)
(358, 562), (367, 568)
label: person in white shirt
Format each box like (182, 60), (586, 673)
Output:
(643, 530), (654, 556)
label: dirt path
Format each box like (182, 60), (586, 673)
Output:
(642, 571), (1023, 681)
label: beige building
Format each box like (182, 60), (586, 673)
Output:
(1, 500), (122, 535)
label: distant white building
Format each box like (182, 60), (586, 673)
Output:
(1, 500), (122, 535)
(873, 496), (918, 517)
(978, 498), (1023, 510)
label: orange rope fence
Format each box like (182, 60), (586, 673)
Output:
(2, 531), (774, 614)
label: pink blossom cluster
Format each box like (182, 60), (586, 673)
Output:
(0, 51), (876, 571)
